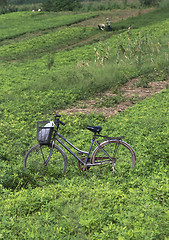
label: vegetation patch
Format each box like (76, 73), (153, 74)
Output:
(0, 6), (169, 239)
(0, 11), (98, 41)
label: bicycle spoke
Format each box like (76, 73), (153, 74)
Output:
(91, 140), (135, 175)
(24, 144), (67, 178)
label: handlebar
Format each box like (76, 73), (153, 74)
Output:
(55, 114), (61, 118)
(59, 120), (65, 126)
(54, 115), (65, 128)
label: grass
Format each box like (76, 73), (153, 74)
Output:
(0, 89), (169, 239)
(0, 11), (98, 41)
(0, 27), (98, 61)
(0, 6), (169, 239)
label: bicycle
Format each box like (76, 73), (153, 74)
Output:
(24, 115), (136, 176)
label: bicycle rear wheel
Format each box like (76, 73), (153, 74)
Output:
(91, 140), (136, 175)
(24, 144), (67, 176)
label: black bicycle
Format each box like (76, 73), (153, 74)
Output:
(24, 115), (136, 176)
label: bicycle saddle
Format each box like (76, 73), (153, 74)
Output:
(86, 126), (102, 134)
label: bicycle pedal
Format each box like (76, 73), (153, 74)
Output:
(83, 164), (88, 171)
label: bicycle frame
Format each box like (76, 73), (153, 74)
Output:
(54, 132), (94, 165)
(52, 131), (115, 167)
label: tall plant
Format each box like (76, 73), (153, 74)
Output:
(139, 0), (161, 6)
(0, 0), (8, 7)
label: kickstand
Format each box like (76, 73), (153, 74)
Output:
(112, 163), (116, 173)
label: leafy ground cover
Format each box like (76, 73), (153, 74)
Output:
(1, 8), (169, 94)
(0, 6), (169, 239)
(0, 11), (98, 40)
(0, 88), (169, 239)
(0, 26), (98, 61)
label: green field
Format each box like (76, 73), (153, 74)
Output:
(0, 6), (169, 239)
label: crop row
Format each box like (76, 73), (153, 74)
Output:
(0, 11), (98, 41)
(0, 16), (169, 94)
(0, 26), (98, 61)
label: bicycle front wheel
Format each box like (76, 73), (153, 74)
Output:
(91, 140), (136, 175)
(24, 144), (67, 176)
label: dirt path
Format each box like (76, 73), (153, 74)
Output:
(57, 78), (169, 117)
(72, 8), (154, 28)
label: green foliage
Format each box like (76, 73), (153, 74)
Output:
(1, 91), (169, 238)
(43, 0), (81, 12)
(139, 0), (161, 6)
(159, 0), (169, 7)
(0, 26), (97, 61)
(116, 30), (165, 69)
(0, 7), (169, 239)
(0, 0), (9, 6)
(9, 0), (45, 4)
(1, 172), (168, 239)
(94, 94), (125, 108)
(0, 0), (18, 14)
(80, 0), (140, 12)
(0, 11), (98, 41)
(110, 7), (169, 31)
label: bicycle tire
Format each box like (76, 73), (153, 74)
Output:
(24, 144), (67, 176)
(91, 139), (136, 174)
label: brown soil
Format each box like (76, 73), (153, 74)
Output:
(54, 8), (165, 118)
(73, 8), (154, 28)
(56, 78), (169, 117)
(56, 8), (159, 117)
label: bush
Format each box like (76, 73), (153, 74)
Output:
(0, 5), (18, 14)
(139, 0), (161, 6)
(43, 0), (81, 12)
(0, 0), (18, 14)
(159, 0), (169, 7)
(0, 0), (8, 7)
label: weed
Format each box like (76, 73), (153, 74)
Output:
(94, 42), (110, 66)
(95, 94), (125, 108)
(47, 54), (55, 70)
(136, 77), (150, 88)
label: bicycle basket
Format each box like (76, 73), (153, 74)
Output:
(37, 121), (54, 145)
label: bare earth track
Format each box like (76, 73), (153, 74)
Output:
(57, 78), (169, 117)
(56, 7), (168, 118)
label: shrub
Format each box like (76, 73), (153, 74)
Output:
(43, 0), (81, 12)
(0, 0), (8, 7)
(139, 0), (161, 6)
